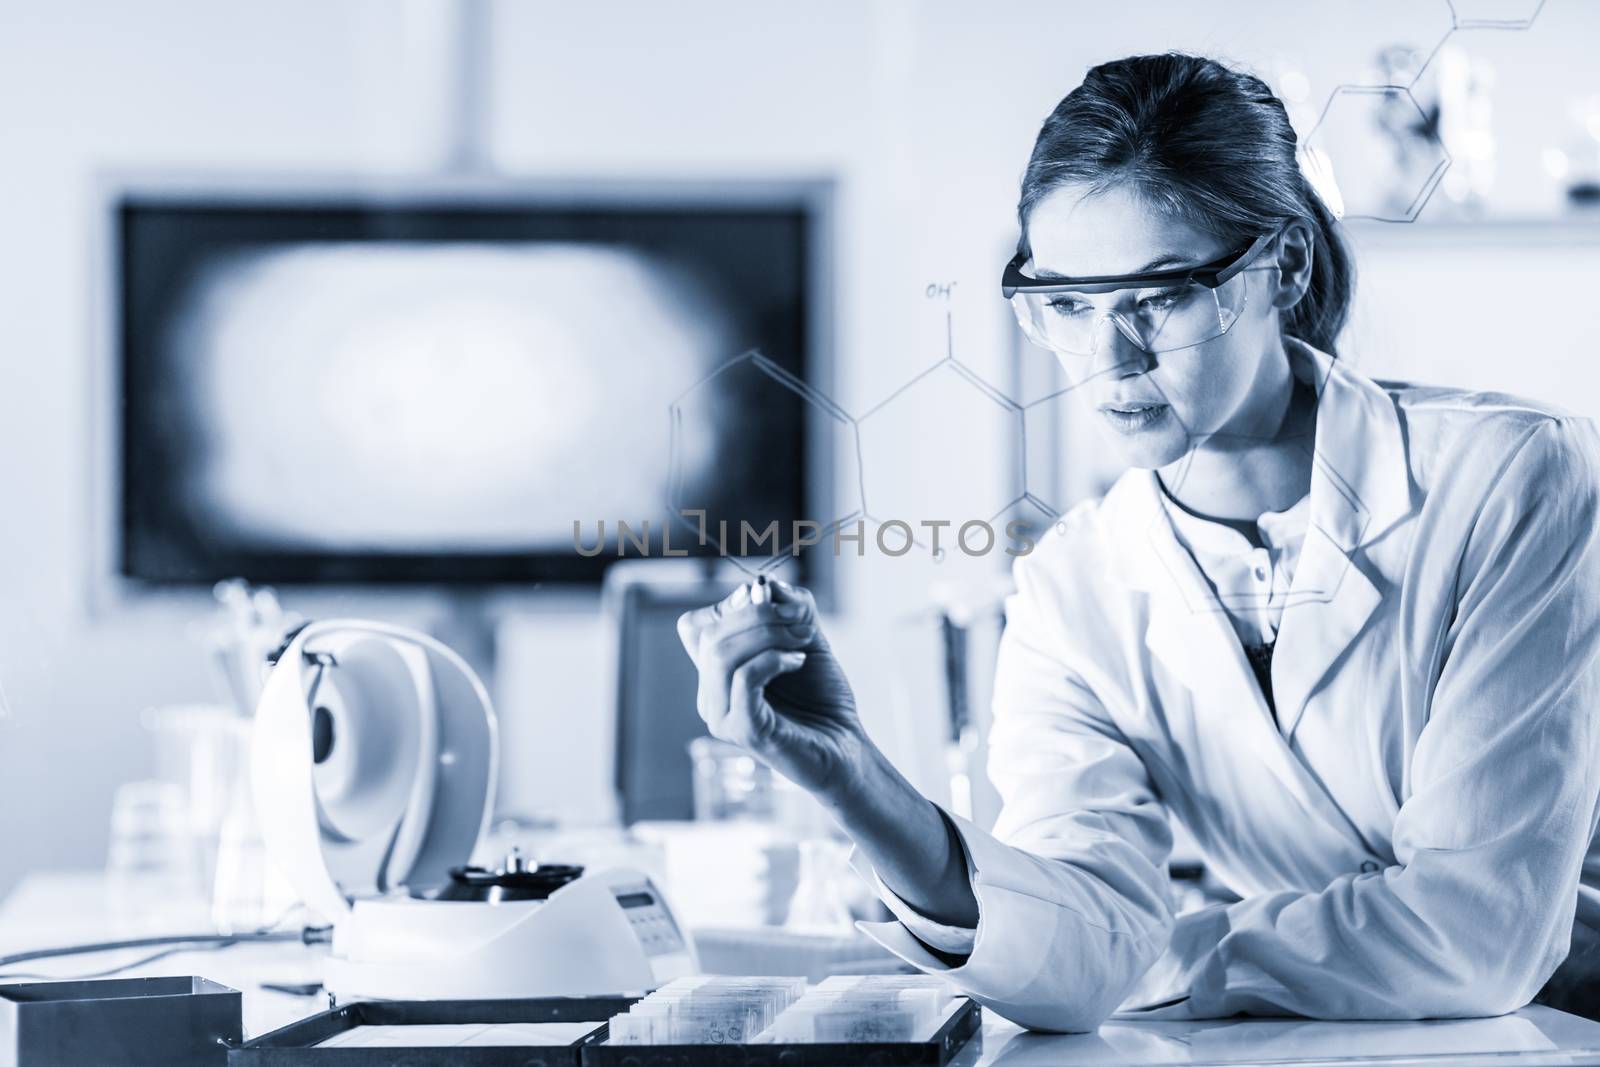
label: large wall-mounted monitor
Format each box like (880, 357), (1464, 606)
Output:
(109, 179), (831, 591)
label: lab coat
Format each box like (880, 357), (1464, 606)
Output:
(854, 339), (1600, 1031)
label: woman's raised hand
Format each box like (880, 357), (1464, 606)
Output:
(676, 579), (866, 798)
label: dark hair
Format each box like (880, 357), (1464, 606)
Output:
(1018, 52), (1354, 355)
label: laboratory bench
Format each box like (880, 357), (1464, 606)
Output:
(4, 871), (1600, 1066)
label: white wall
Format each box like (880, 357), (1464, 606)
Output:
(2, 0), (1597, 896)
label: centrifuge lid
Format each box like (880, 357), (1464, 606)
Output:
(251, 620), (498, 922)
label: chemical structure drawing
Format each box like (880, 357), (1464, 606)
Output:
(666, 312), (1030, 576)
(1301, 0), (1549, 221)
(1446, 0), (1547, 30)
(854, 313), (1026, 561)
(666, 0), (1556, 600)
(1302, 85), (1451, 223)
(667, 312), (1361, 623)
(667, 348), (862, 577)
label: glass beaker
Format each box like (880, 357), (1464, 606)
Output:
(688, 737), (774, 822)
(785, 838), (858, 934)
(143, 703), (249, 897)
(105, 780), (204, 925)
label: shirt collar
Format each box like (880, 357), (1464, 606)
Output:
(1257, 492), (1311, 552)
(1099, 339), (1411, 592)
(1158, 481), (1310, 559)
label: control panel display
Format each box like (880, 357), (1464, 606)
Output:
(614, 883), (687, 958)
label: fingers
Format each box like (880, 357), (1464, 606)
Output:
(714, 648), (807, 747)
(679, 581), (819, 727)
(676, 582), (747, 652)
(677, 581), (815, 661)
(767, 579), (817, 621)
(694, 614), (813, 726)
(676, 608), (697, 653)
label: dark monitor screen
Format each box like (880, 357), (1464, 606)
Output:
(116, 193), (818, 586)
(611, 576), (738, 823)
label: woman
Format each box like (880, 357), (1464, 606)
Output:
(677, 53), (1600, 1031)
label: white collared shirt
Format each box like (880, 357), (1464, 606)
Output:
(1159, 488), (1311, 649)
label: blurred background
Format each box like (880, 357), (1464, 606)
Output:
(0, 0), (1597, 926)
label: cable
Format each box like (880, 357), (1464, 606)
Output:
(0, 930), (304, 969)
(0, 925), (330, 981)
(0, 942), (237, 983)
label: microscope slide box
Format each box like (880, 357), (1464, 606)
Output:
(581, 996), (982, 1067)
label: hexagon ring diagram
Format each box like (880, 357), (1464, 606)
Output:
(668, 349), (862, 577)
(856, 358), (1025, 563)
(1447, 0), (1546, 29)
(1302, 84), (1451, 223)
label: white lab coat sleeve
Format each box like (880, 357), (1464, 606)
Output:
(853, 548), (1177, 1033)
(849, 819), (979, 955)
(1127, 417), (1600, 1020)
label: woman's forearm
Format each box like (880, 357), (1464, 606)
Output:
(819, 742), (980, 929)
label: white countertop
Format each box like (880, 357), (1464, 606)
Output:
(969, 1009), (1600, 1066)
(4, 871), (1599, 1064)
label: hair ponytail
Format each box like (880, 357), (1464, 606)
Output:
(1018, 53), (1356, 356)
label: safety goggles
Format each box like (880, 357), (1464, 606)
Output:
(1001, 232), (1277, 357)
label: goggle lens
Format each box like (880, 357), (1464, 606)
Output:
(1011, 277), (1247, 357)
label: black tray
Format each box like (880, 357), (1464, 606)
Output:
(580, 997), (982, 1067)
(1, 975), (241, 1067)
(229, 995), (642, 1067)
